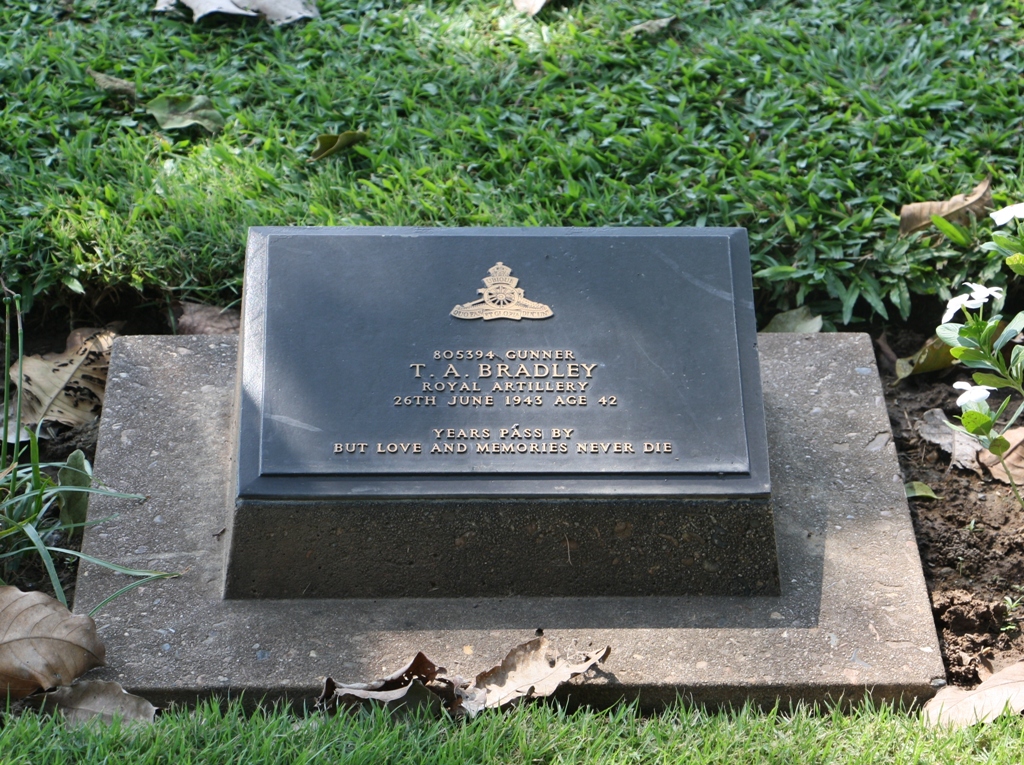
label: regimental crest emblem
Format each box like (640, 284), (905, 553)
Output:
(451, 262), (553, 321)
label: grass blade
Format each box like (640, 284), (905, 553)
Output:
(45, 546), (175, 578)
(21, 522), (65, 606)
(87, 573), (178, 617)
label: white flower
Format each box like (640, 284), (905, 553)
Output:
(964, 282), (1005, 301)
(942, 283), (1005, 322)
(991, 203), (1024, 227)
(953, 381), (995, 407)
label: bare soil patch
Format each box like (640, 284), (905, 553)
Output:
(878, 328), (1024, 686)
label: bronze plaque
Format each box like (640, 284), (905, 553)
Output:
(236, 227), (769, 498)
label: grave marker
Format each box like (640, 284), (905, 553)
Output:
(228, 228), (777, 598)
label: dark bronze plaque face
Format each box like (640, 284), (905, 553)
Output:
(236, 228), (769, 498)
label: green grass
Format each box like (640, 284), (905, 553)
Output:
(2, 0), (1024, 322)
(3, 698), (1024, 764)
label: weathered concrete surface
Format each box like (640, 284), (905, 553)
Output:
(227, 496), (779, 599)
(74, 334), (945, 708)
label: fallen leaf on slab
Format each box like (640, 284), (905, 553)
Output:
(11, 325), (119, 429)
(469, 637), (611, 712)
(85, 68), (136, 99)
(315, 652), (443, 714)
(316, 639), (611, 718)
(309, 131), (368, 162)
(453, 682), (487, 715)
(923, 660), (1024, 728)
(905, 481), (940, 499)
(899, 178), (992, 236)
(917, 408), (982, 475)
(991, 203), (1024, 227)
(145, 94), (225, 132)
(624, 16), (676, 35)
(219, 0), (318, 24)
(762, 305), (823, 333)
(0, 587), (105, 700)
(894, 335), (955, 384)
(979, 427), (1024, 484)
(38, 680), (157, 726)
(323, 678), (442, 716)
(154, 0), (318, 24)
(175, 302), (240, 335)
(164, 0), (256, 18)
(513, 0), (548, 16)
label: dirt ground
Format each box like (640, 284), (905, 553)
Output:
(877, 328), (1024, 686)
(6, 302), (1024, 688)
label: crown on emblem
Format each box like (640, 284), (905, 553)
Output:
(450, 262), (553, 321)
(482, 262), (517, 288)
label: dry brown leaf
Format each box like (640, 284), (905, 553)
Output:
(894, 335), (955, 383)
(470, 637), (611, 711)
(978, 426), (1024, 484)
(899, 178), (992, 236)
(905, 480), (940, 499)
(227, 0), (318, 20)
(762, 306), (823, 333)
(917, 408), (982, 475)
(10, 325), (119, 428)
(513, 0), (548, 16)
(624, 16), (676, 35)
(315, 652), (443, 714)
(924, 660), (1024, 728)
(85, 68), (136, 99)
(309, 131), (368, 161)
(176, 302), (240, 335)
(146, 94), (224, 132)
(154, 0), (318, 25)
(38, 680), (157, 726)
(320, 678), (442, 715)
(0, 587), (105, 700)
(316, 640), (611, 718)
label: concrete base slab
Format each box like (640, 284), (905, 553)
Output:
(74, 334), (945, 708)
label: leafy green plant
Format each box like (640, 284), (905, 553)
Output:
(936, 282), (1024, 507)
(983, 222), (1024, 277)
(931, 215), (974, 249)
(1001, 594), (1023, 633)
(1, 291), (172, 611)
